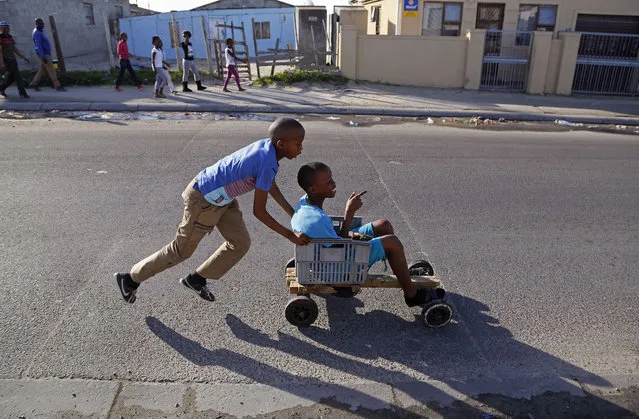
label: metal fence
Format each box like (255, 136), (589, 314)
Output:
(480, 30), (534, 92)
(572, 32), (639, 95)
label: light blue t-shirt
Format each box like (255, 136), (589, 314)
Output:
(291, 195), (386, 268)
(291, 195), (339, 239)
(195, 139), (279, 206)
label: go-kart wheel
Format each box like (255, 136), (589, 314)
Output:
(285, 296), (318, 327)
(285, 257), (296, 272)
(408, 260), (434, 276)
(421, 300), (453, 328)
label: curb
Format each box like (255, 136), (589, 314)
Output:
(1, 102), (639, 125)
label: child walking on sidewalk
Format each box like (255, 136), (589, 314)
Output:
(115, 33), (144, 91)
(114, 118), (311, 304)
(180, 30), (206, 92)
(223, 38), (245, 92)
(151, 36), (168, 98)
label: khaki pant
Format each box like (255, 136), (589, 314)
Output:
(130, 179), (251, 283)
(29, 55), (60, 88)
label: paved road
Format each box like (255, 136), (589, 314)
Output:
(1, 117), (638, 418)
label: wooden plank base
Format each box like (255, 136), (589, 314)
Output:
(286, 268), (442, 295)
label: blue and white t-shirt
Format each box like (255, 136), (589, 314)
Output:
(195, 139), (279, 206)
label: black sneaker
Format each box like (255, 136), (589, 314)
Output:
(179, 276), (215, 302)
(114, 272), (137, 304)
(0, 88), (5, 97)
(404, 288), (428, 307)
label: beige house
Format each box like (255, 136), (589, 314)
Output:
(337, 1), (639, 95)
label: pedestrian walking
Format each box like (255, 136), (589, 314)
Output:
(0, 21), (30, 99)
(28, 18), (65, 92)
(114, 118), (310, 304)
(151, 36), (168, 98)
(115, 33), (144, 91)
(180, 30), (206, 92)
(222, 38), (245, 92)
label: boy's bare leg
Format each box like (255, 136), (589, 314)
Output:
(371, 219), (394, 236)
(379, 234), (416, 297)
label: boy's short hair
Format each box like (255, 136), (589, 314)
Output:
(182, 30), (191, 37)
(120, 32), (127, 38)
(268, 117), (304, 141)
(152, 35), (160, 43)
(226, 38), (233, 45)
(298, 162), (329, 192)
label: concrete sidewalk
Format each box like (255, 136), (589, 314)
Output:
(2, 375), (637, 418)
(1, 81), (638, 124)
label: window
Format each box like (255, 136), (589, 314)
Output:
(371, 6), (382, 35)
(517, 5), (556, 32)
(422, 2), (463, 36)
(476, 3), (504, 29)
(83, 2), (95, 25)
(114, 5), (124, 19)
(253, 21), (271, 40)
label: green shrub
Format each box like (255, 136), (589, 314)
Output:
(253, 69), (348, 86)
(16, 67), (213, 87)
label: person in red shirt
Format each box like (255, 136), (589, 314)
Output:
(115, 33), (144, 91)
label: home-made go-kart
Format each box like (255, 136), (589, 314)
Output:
(284, 217), (453, 328)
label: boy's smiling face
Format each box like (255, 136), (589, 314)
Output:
(308, 167), (337, 199)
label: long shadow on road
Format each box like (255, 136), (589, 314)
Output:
(146, 293), (634, 417)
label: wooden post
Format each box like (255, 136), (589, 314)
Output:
(103, 14), (115, 69)
(271, 38), (280, 77)
(201, 15), (214, 78)
(48, 16), (66, 72)
(311, 25), (319, 68)
(241, 21), (251, 80)
(251, 18), (261, 79)
(293, 10), (300, 51)
(171, 12), (181, 70)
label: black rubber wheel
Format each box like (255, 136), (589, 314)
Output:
(408, 260), (434, 276)
(285, 296), (319, 327)
(421, 300), (453, 328)
(285, 257), (295, 272)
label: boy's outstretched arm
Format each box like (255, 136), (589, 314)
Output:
(339, 190), (367, 238)
(254, 188), (310, 245)
(268, 181), (294, 217)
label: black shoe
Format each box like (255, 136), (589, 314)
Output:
(0, 88), (5, 97)
(114, 272), (137, 304)
(179, 276), (215, 302)
(19, 93), (30, 99)
(182, 82), (193, 92)
(196, 82), (207, 91)
(404, 288), (428, 307)
(56, 86), (67, 92)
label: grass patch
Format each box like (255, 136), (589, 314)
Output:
(252, 69), (348, 87)
(16, 68), (214, 87)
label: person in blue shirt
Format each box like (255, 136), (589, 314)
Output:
(291, 162), (430, 307)
(28, 18), (65, 91)
(115, 118), (311, 304)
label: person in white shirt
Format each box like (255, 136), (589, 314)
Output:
(151, 36), (168, 98)
(222, 38), (245, 92)
(151, 36), (177, 98)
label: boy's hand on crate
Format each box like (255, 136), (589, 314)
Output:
(289, 231), (311, 246)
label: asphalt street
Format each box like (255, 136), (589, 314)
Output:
(0, 117), (638, 417)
